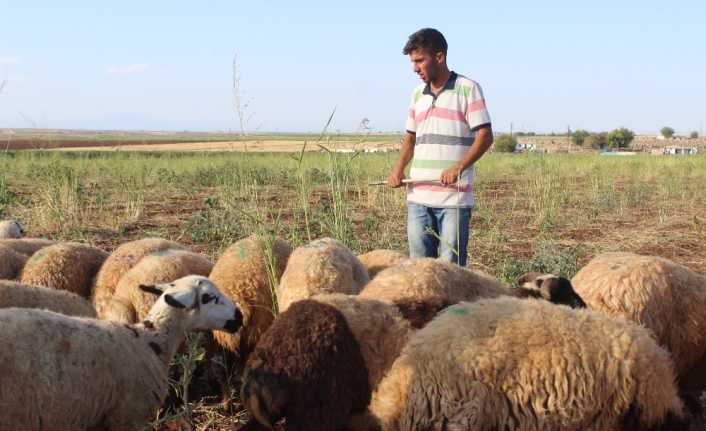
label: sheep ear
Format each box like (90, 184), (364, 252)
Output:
(164, 290), (196, 309)
(516, 272), (543, 286)
(540, 276), (587, 309)
(139, 284), (165, 296)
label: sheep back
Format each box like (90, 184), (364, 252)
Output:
(209, 235), (293, 372)
(0, 246), (29, 280)
(277, 238), (370, 313)
(103, 249), (214, 323)
(360, 257), (507, 302)
(571, 252), (706, 373)
(0, 238), (55, 257)
(357, 249), (408, 279)
(370, 297), (684, 431)
(0, 280), (96, 317)
(19, 243), (109, 298)
(0, 308), (166, 431)
(92, 238), (188, 318)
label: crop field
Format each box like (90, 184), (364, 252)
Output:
(2, 142), (706, 429)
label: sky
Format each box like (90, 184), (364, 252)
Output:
(1, 1), (705, 134)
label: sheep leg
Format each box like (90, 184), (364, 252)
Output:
(238, 417), (271, 431)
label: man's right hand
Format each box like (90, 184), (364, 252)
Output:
(387, 172), (406, 188)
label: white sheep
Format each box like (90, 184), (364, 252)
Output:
(0, 280), (96, 317)
(102, 249), (214, 323)
(571, 252), (706, 429)
(92, 238), (188, 318)
(0, 219), (23, 238)
(0, 275), (242, 431)
(20, 242), (109, 298)
(277, 238), (370, 313)
(366, 296), (685, 431)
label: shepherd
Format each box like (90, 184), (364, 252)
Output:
(387, 28), (494, 267)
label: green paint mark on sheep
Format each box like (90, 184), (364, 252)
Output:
(31, 251), (45, 262)
(451, 307), (470, 315)
(235, 243), (249, 260)
(150, 250), (174, 258)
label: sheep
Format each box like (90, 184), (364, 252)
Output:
(92, 238), (188, 318)
(0, 219), (23, 238)
(0, 280), (96, 317)
(208, 236), (292, 390)
(366, 296), (686, 431)
(0, 275), (243, 431)
(19, 242), (109, 298)
(102, 249), (214, 324)
(239, 293), (457, 431)
(357, 249), (408, 279)
(360, 258), (587, 309)
(277, 237), (370, 313)
(0, 237), (55, 256)
(0, 246), (29, 280)
(571, 252), (706, 429)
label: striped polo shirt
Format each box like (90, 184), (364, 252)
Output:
(405, 71), (491, 208)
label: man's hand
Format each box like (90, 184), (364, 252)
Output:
(387, 171), (406, 188)
(440, 165), (463, 185)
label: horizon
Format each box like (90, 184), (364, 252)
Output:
(1, 1), (705, 135)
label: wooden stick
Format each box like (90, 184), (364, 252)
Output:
(368, 177), (440, 186)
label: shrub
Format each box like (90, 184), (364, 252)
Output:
(584, 132), (608, 149)
(571, 129), (590, 147)
(607, 127), (635, 150)
(660, 127), (675, 139)
(494, 134), (517, 153)
(690, 131), (699, 139)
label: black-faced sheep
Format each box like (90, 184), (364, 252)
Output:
(277, 238), (370, 313)
(357, 249), (408, 279)
(366, 296), (685, 431)
(0, 246), (29, 280)
(0, 219), (23, 238)
(19, 242), (109, 298)
(92, 237), (188, 318)
(0, 280), (96, 317)
(0, 275), (243, 431)
(571, 252), (706, 429)
(102, 249), (214, 324)
(239, 293), (457, 431)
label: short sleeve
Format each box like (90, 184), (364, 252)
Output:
(464, 82), (491, 132)
(405, 91), (417, 134)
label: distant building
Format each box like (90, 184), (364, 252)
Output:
(363, 148), (391, 153)
(515, 142), (537, 151)
(664, 146), (697, 155)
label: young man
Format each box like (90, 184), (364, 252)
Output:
(387, 28), (494, 267)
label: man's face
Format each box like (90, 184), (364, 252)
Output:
(410, 49), (444, 84)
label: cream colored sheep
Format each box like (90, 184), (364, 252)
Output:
(0, 275), (242, 431)
(0, 246), (29, 280)
(357, 249), (408, 279)
(366, 297), (685, 431)
(209, 235), (292, 375)
(20, 242), (109, 298)
(0, 219), (23, 238)
(0, 237), (55, 256)
(92, 238), (188, 318)
(277, 238), (370, 313)
(102, 249), (214, 324)
(0, 280), (96, 317)
(571, 252), (706, 429)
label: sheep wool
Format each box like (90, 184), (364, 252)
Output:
(92, 238), (188, 318)
(240, 293), (457, 431)
(368, 297), (684, 431)
(0, 246), (29, 280)
(357, 249), (408, 279)
(209, 235), (293, 373)
(0, 237), (55, 256)
(0, 219), (23, 238)
(277, 238), (370, 313)
(0, 275), (243, 431)
(0, 280), (96, 317)
(19, 242), (109, 298)
(102, 249), (214, 324)
(360, 257), (507, 302)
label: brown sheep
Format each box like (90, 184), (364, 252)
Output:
(0, 237), (55, 256)
(0, 246), (29, 280)
(357, 249), (408, 279)
(0, 280), (96, 317)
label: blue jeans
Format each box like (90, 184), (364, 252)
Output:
(407, 203), (472, 266)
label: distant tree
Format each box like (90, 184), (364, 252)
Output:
(527, 132), (536, 136)
(515, 131), (526, 136)
(607, 127), (635, 150)
(571, 129), (590, 146)
(660, 127), (675, 139)
(584, 132), (608, 149)
(690, 131), (699, 139)
(494, 134), (517, 153)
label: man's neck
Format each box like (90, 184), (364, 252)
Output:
(430, 68), (451, 94)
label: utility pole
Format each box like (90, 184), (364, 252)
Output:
(567, 126), (571, 151)
(510, 122), (513, 136)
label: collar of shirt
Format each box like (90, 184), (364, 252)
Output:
(422, 71), (457, 98)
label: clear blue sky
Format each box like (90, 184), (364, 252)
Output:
(1, 1), (704, 134)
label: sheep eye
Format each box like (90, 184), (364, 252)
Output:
(202, 293), (219, 304)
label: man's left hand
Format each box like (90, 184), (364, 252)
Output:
(440, 166), (463, 185)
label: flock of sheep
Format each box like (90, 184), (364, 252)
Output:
(0, 218), (704, 431)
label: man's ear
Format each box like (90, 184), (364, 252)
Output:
(435, 51), (446, 64)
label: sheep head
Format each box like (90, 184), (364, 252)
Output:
(514, 273), (587, 309)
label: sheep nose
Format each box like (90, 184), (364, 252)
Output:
(223, 308), (243, 334)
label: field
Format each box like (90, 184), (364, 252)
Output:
(2, 139), (706, 428)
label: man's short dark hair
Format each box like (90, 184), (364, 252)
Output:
(402, 28), (448, 56)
